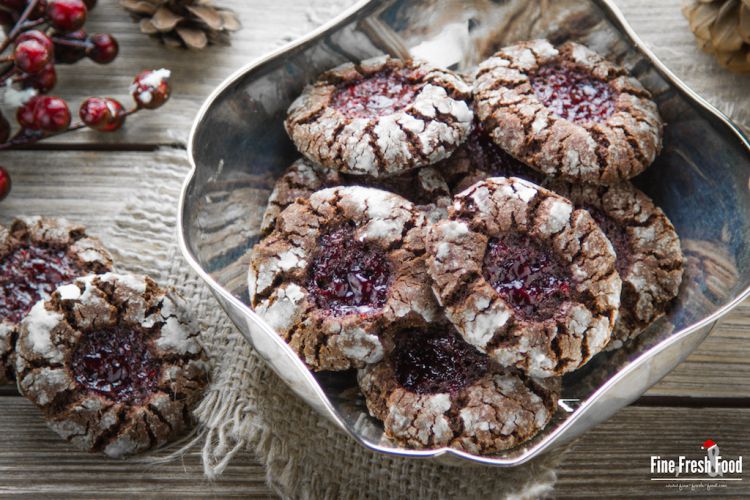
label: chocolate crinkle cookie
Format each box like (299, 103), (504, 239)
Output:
(284, 55), (474, 178)
(473, 40), (663, 184)
(15, 273), (209, 458)
(546, 180), (684, 349)
(249, 186), (439, 371)
(426, 177), (622, 377)
(435, 118), (544, 193)
(0, 217), (113, 384)
(357, 323), (559, 454)
(260, 158), (451, 234)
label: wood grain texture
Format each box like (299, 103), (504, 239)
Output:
(0, 397), (747, 497)
(0, 0), (748, 497)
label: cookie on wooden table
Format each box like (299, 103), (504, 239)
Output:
(473, 40), (663, 184)
(358, 323), (559, 454)
(0, 217), (113, 384)
(250, 186), (438, 371)
(15, 273), (209, 458)
(426, 177), (621, 377)
(285, 56), (474, 178)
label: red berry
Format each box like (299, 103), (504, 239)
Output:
(131, 69), (171, 109)
(79, 97), (125, 132)
(87, 33), (118, 64)
(0, 112), (10, 143)
(14, 38), (51, 74)
(22, 63), (57, 92)
(46, 0), (86, 33)
(16, 30), (53, 53)
(33, 95), (71, 132)
(0, 167), (11, 202)
(53, 29), (87, 63)
(16, 95), (39, 129)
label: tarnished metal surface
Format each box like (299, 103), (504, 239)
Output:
(178, 0), (750, 466)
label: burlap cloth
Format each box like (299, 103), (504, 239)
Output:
(106, 148), (567, 498)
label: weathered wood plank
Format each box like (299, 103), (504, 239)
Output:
(0, 397), (271, 497)
(557, 406), (750, 498)
(0, 0), (354, 148)
(0, 398), (747, 497)
(0, 0), (745, 149)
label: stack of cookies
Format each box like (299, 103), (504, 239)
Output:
(249, 40), (685, 455)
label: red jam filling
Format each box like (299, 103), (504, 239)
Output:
(483, 233), (572, 320)
(0, 244), (82, 324)
(72, 326), (160, 404)
(586, 205), (630, 276)
(330, 68), (420, 119)
(392, 327), (488, 394)
(307, 225), (391, 315)
(530, 64), (616, 124)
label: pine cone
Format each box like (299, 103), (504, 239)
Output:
(683, 0), (750, 73)
(120, 0), (241, 50)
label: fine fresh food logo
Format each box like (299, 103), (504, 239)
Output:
(650, 439), (743, 490)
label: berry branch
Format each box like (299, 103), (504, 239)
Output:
(0, 0), (173, 202)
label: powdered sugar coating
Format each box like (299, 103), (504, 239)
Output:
(249, 186), (438, 371)
(545, 180), (684, 347)
(473, 40), (663, 184)
(426, 177), (622, 377)
(261, 158), (452, 235)
(15, 273), (208, 458)
(357, 333), (560, 454)
(285, 56), (473, 178)
(0, 218), (113, 384)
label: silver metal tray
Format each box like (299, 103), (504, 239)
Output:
(178, 0), (750, 466)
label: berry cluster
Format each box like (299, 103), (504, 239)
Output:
(0, 0), (173, 202)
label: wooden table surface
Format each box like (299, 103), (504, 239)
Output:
(1, 1), (748, 498)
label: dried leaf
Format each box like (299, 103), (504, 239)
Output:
(139, 18), (158, 35)
(186, 5), (223, 30)
(219, 10), (241, 31)
(710, 0), (744, 52)
(151, 7), (183, 32)
(176, 27), (208, 49)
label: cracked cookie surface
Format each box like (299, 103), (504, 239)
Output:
(426, 177), (621, 377)
(435, 118), (544, 193)
(249, 186), (438, 371)
(0, 217), (113, 385)
(546, 180), (684, 349)
(473, 40), (663, 184)
(15, 273), (209, 458)
(285, 56), (474, 178)
(261, 158), (451, 234)
(357, 323), (559, 454)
